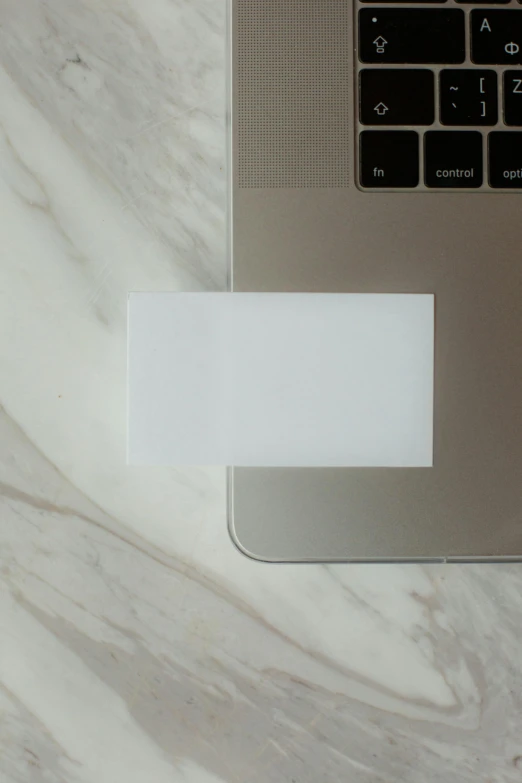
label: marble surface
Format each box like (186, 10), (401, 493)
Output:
(1, 1), (522, 781)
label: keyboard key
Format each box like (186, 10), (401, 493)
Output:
(457, 0), (509, 4)
(360, 131), (419, 188)
(361, 0), (446, 3)
(425, 132), (483, 188)
(504, 71), (522, 125)
(471, 11), (522, 64)
(360, 70), (434, 126)
(489, 132), (522, 187)
(440, 70), (497, 125)
(359, 9), (465, 64)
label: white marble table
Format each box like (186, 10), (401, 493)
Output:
(1, 2), (522, 781)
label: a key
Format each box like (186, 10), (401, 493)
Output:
(360, 0), (446, 3)
(457, 0), (509, 4)
(359, 9), (465, 64)
(471, 11), (522, 65)
(504, 71), (522, 125)
(489, 132), (522, 187)
(424, 132), (483, 188)
(360, 70), (434, 125)
(440, 70), (497, 125)
(360, 131), (419, 188)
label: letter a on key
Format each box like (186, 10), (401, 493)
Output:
(480, 18), (492, 32)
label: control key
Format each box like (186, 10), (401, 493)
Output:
(425, 132), (483, 188)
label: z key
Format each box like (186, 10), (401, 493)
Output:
(504, 71), (522, 125)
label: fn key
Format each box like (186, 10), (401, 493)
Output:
(360, 131), (419, 188)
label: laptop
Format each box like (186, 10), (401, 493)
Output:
(228, 0), (522, 561)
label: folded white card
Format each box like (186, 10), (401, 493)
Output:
(128, 293), (434, 467)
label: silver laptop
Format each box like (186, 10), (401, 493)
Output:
(228, 0), (522, 562)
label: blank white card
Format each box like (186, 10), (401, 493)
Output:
(128, 293), (434, 467)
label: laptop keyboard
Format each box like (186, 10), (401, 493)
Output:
(357, 3), (522, 189)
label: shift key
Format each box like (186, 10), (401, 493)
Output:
(359, 9), (465, 64)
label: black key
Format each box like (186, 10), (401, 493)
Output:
(489, 132), (522, 187)
(360, 70), (434, 126)
(457, 0), (509, 4)
(440, 70), (497, 125)
(425, 132), (483, 188)
(361, 0), (446, 3)
(360, 131), (419, 188)
(471, 11), (522, 65)
(504, 71), (522, 125)
(359, 9), (465, 64)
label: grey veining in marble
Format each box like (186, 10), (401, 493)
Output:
(1, 1), (522, 781)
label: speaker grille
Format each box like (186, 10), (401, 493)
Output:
(236, 0), (351, 189)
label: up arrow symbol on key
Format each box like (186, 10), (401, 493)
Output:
(373, 36), (388, 53)
(374, 102), (389, 116)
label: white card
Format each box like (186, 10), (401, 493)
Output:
(128, 293), (434, 467)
